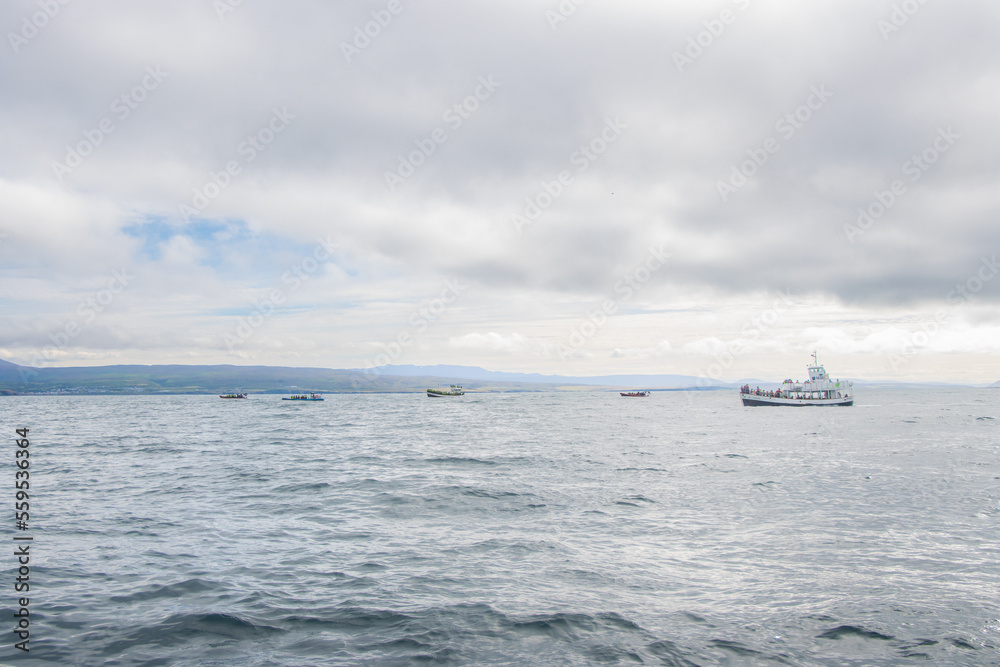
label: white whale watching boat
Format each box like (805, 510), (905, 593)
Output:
(740, 353), (853, 407)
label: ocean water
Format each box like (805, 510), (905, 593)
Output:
(1, 388), (998, 666)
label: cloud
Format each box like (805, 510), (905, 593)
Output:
(449, 332), (529, 354)
(2, 0), (999, 379)
(611, 340), (672, 359)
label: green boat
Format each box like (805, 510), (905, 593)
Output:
(426, 385), (464, 397)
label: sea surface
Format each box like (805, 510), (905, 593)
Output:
(1, 388), (998, 666)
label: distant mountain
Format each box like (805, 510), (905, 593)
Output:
(0, 359), (728, 395)
(0, 361), (371, 394)
(375, 364), (729, 388)
(4, 358), (980, 395)
(0, 359), (577, 394)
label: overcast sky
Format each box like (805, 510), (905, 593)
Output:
(1, 0), (998, 383)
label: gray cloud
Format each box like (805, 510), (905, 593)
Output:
(2, 0), (999, 376)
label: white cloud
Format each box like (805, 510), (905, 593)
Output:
(611, 340), (672, 359)
(2, 1), (999, 381)
(449, 332), (529, 353)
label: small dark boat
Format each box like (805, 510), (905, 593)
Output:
(220, 393), (248, 399)
(620, 391), (650, 397)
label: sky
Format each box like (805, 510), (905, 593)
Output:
(1, 0), (999, 383)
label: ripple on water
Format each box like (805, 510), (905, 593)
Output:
(6, 389), (997, 665)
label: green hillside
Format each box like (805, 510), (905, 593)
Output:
(0, 359), (573, 394)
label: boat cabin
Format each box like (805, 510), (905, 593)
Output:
(807, 364), (828, 381)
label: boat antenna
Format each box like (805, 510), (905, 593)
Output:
(811, 350), (818, 366)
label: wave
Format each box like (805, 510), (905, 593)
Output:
(616, 494), (656, 506)
(817, 624), (895, 641)
(709, 638), (789, 661)
(470, 537), (561, 554)
(109, 577), (222, 603)
(97, 611), (283, 658)
(271, 482), (333, 493)
(426, 456), (497, 466)
(456, 486), (525, 499)
(508, 611), (643, 637)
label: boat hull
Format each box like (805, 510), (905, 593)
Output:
(427, 390), (463, 397)
(740, 394), (852, 407)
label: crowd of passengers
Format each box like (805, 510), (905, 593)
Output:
(741, 384), (780, 397)
(742, 384), (842, 400)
